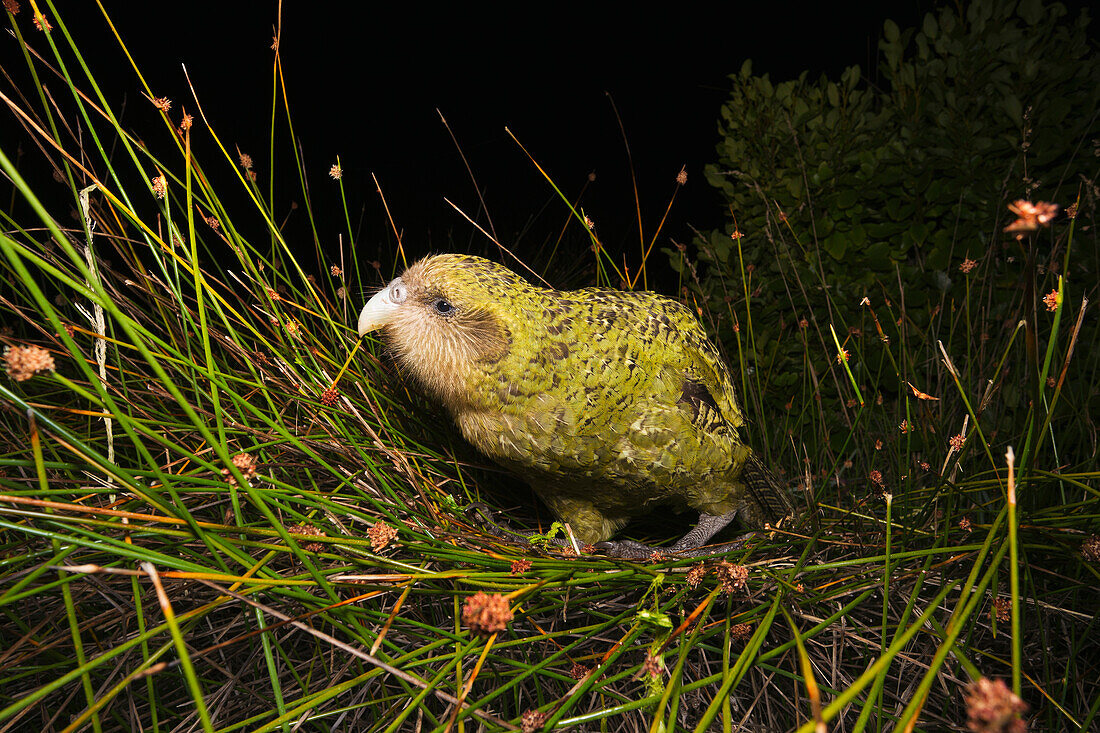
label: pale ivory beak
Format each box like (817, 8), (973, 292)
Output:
(357, 278), (407, 337)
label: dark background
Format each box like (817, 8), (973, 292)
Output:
(4, 2), (1096, 285)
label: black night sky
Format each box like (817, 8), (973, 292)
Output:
(3, 2), (1096, 281)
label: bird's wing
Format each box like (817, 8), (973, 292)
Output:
(666, 305), (795, 523)
(663, 305), (746, 433)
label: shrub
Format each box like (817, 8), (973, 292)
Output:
(676, 0), (1099, 487)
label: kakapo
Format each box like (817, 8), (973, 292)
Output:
(357, 254), (791, 557)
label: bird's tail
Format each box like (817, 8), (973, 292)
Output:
(742, 454), (795, 527)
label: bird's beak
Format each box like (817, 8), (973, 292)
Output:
(357, 278), (406, 337)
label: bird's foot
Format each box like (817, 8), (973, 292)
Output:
(594, 539), (661, 559)
(463, 502), (532, 543)
(674, 531), (757, 556)
(596, 531), (758, 560)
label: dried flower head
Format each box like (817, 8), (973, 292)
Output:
(960, 258), (978, 273)
(686, 562), (707, 589)
(367, 522), (398, 551)
(584, 214), (596, 230)
(1042, 289), (1060, 312)
(330, 265), (343, 277)
(151, 96), (171, 112)
(151, 174), (167, 200)
(328, 163), (342, 180)
(289, 523), (326, 553)
(238, 152), (253, 170)
(3, 0), (20, 15)
(959, 516), (972, 533)
(32, 10), (51, 31)
(950, 433), (965, 452)
(964, 676), (1027, 732)
(520, 709), (548, 733)
(285, 320), (301, 339)
(1004, 199), (1058, 236)
(837, 348), (850, 364)
(4, 344), (56, 382)
(676, 168), (687, 185)
(320, 387), (339, 406)
(179, 112), (193, 131)
(222, 452), (258, 487)
(569, 662), (591, 680)
(991, 597), (1011, 623)
(730, 623), (752, 641)
(510, 558), (532, 575)
(1081, 535), (1100, 563)
(462, 591), (512, 636)
(869, 469), (884, 487)
(1065, 201), (1078, 219)
(731, 229), (744, 240)
(899, 419), (911, 434)
(715, 560), (748, 594)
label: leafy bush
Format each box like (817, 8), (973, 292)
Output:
(676, 0), (1099, 487)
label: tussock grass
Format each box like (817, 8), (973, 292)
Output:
(1, 4), (1097, 732)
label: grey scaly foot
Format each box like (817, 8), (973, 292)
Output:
(596, 511), (753, 559)
(593, 539), (659, 559)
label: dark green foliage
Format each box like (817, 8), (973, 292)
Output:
(677, 0), (1099, 474)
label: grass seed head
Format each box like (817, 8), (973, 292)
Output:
(367, 522), (398, 552)
(4, 344), (55, 382)
(462, 591), (512, 636)
(964, 677), (1027, 732)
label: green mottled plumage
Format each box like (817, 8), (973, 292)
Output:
(358, 254), (789, 546)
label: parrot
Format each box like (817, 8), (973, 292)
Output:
(357, 253), (792, 557)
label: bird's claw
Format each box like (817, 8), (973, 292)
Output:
(463, 502), (527, 542)
(596, 531), (758, 560)
(594, 539), (661, 559)
(463, 501), (496, 522)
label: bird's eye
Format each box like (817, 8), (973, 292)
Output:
(432, 298), (455, 316)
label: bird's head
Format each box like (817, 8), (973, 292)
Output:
(357, 254), (525, 409)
